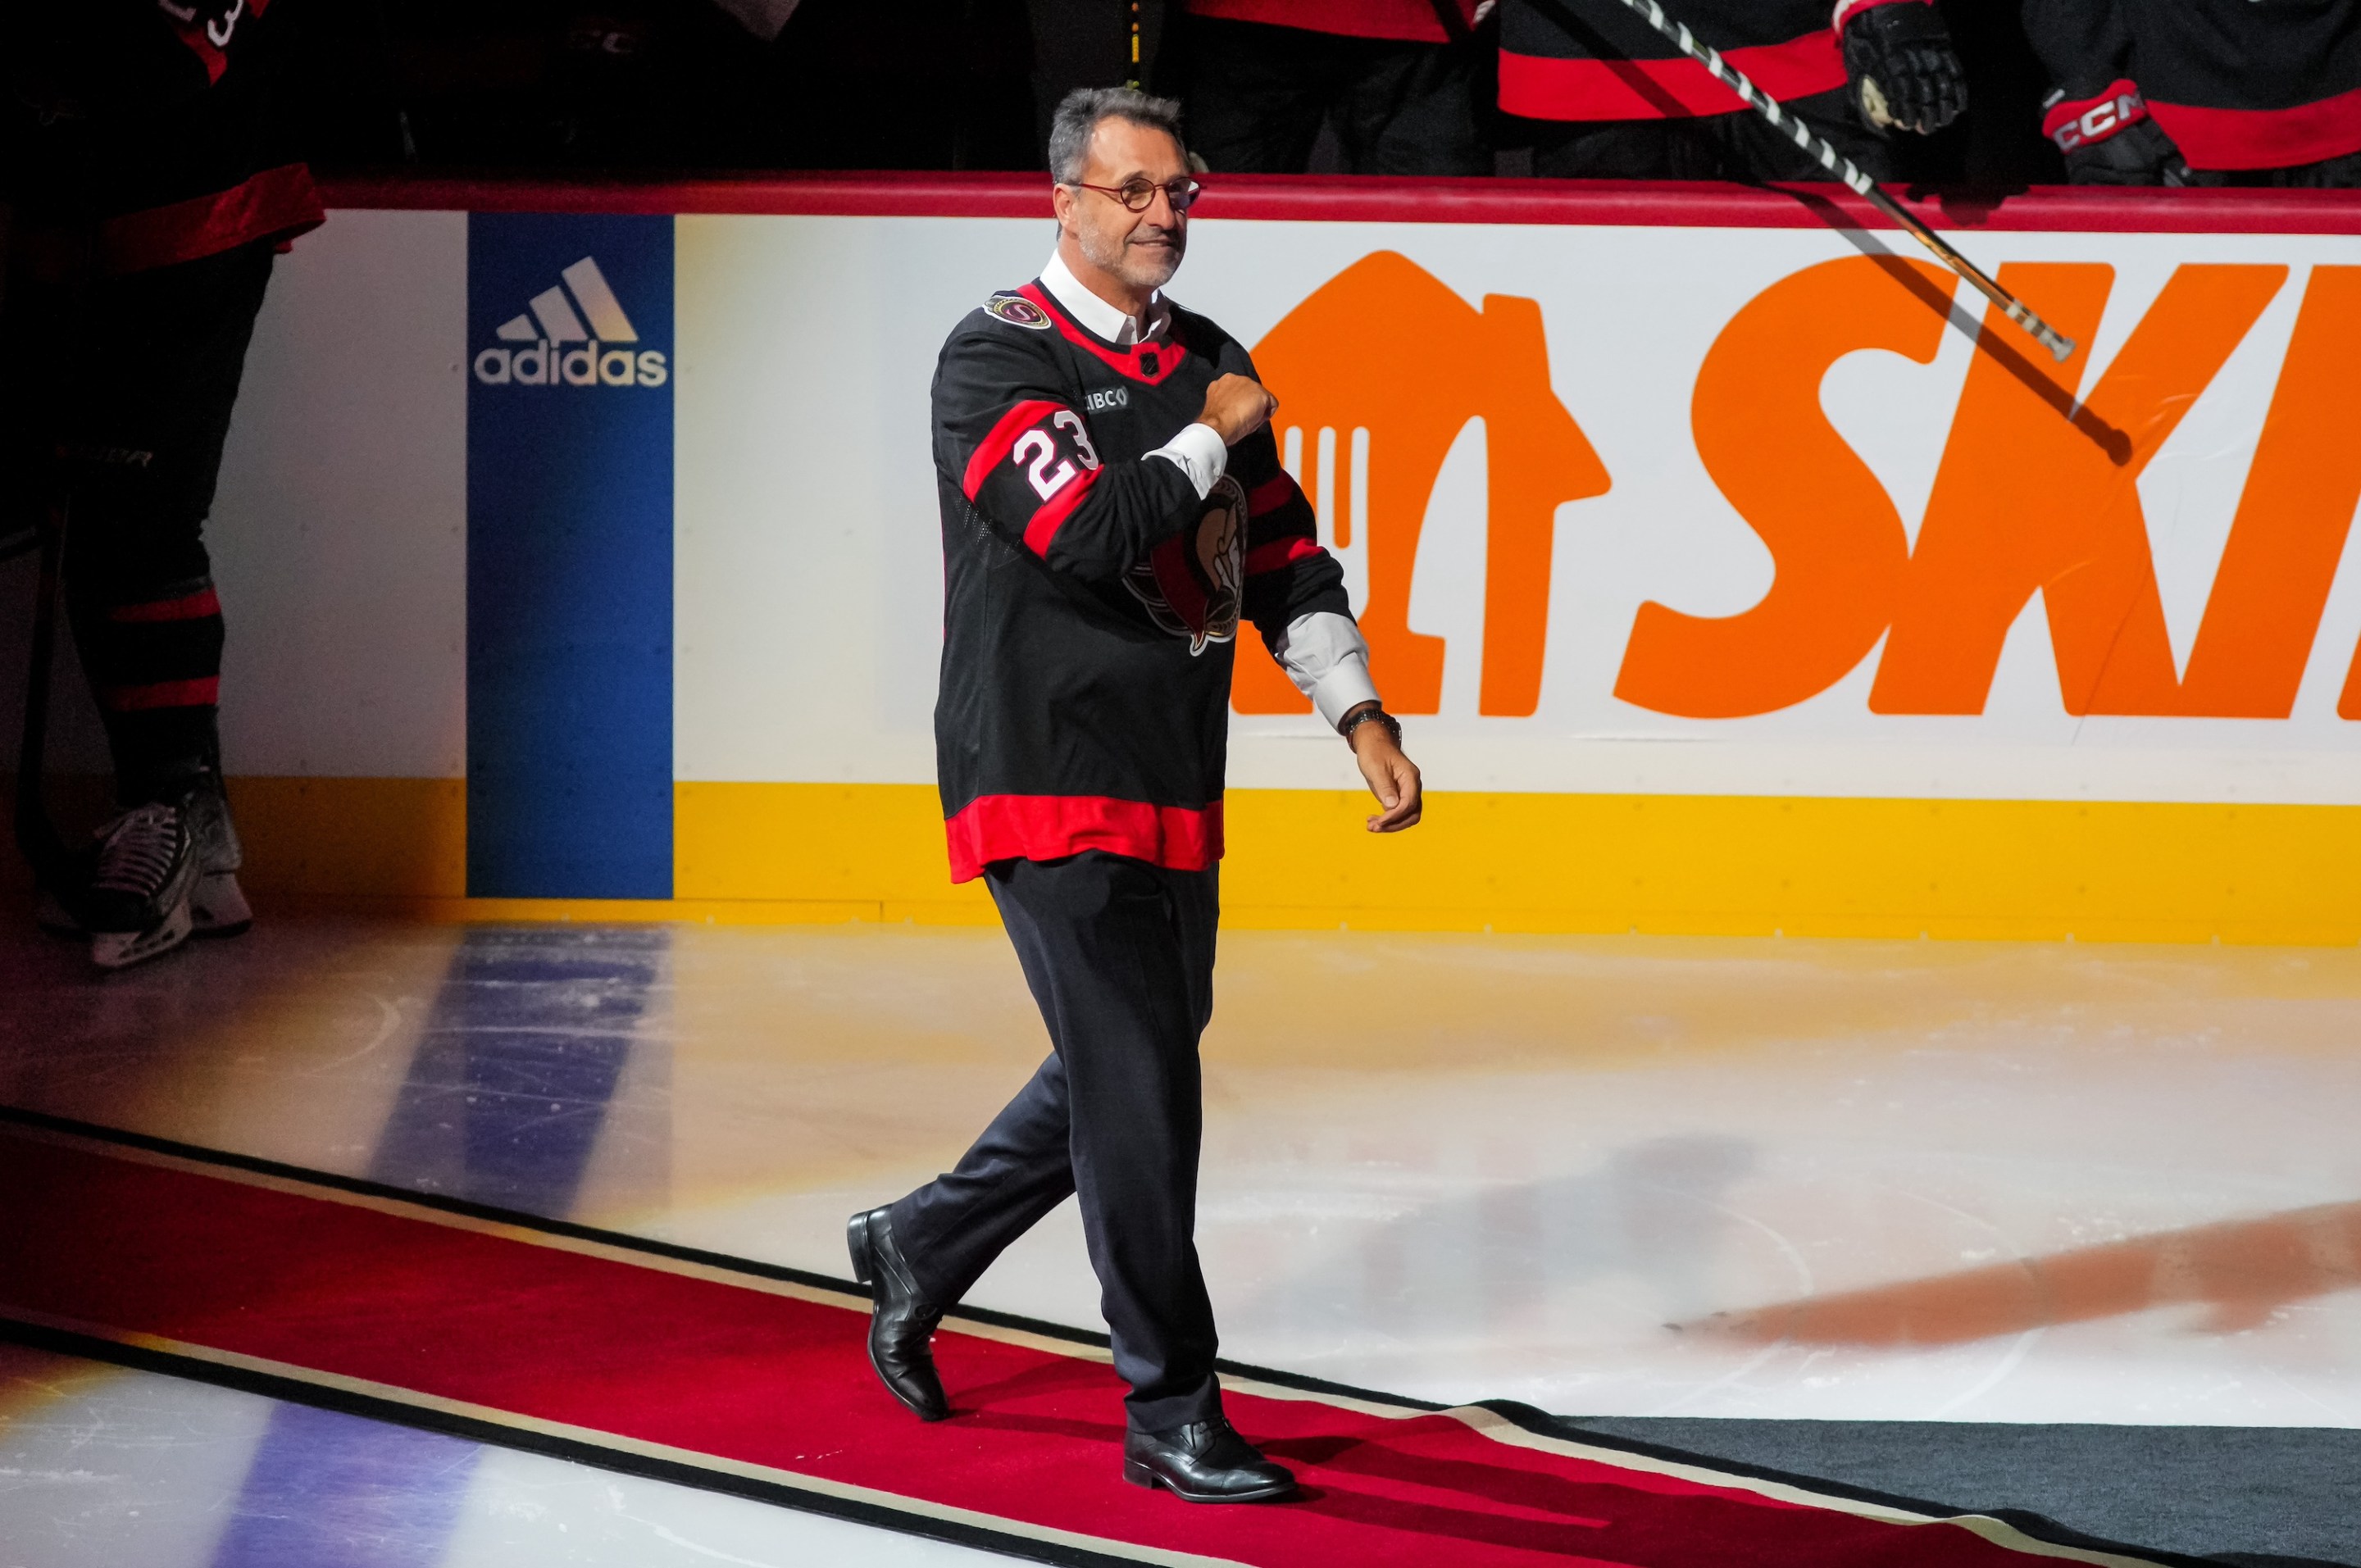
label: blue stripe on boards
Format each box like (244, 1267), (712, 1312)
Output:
(466, 214), (674, 898)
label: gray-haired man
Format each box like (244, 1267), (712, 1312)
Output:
(845, 86), (1422, 1503)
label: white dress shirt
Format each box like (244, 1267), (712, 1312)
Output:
(1036, 251), (1382, 729)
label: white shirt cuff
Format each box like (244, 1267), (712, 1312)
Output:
(1149, 421), (1229, 499)
(1271, 611), (1382, 729)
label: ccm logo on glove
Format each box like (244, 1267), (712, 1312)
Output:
(2043, 80), (2149, 150)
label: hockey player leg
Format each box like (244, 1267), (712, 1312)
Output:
(57, 242), (273, 959)
(1529, 116), (1699, 179)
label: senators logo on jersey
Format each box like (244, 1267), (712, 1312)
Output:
(982, 293), (1053, 330)
(1127, 475), (1246, 656)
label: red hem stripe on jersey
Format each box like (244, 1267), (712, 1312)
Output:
(944, 795), (1225, 882)
(1244, 536), (1324, 575)
(107, 587), (222, 624)
(1185, 0), (1467, 45)
(102, 678), (221, 712)
(1247, 473), (1302, 516)
(1499, 32), (1845, 122)
(962, 399), (1067, 500)
(1021, 464), (1103, 557)
(98, 162), (325, 275)
(2149, 86), (2361, 172)
(1017, 284), (1192, 386)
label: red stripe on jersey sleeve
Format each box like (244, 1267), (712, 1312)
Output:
(1246, 473), (1302, 516)
(101, 677), (221, 712)
(107, 586), (222, 623)
(1499, 31), (1845, 121)
(99, 164), (325, 275)
(1021, 463), (1103, 557)
(961, 399), (1067, 501)
(945, 794), (1225, 882)
(1244, 536), (1324, 576)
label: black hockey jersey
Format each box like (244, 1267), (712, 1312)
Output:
(2025, 0), (2361, 171)
(1499, 0), (1851, 120)
(930, 279), (1351, 882)
(4, 0), (323, 275)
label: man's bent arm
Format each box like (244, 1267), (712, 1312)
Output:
(1226, 422), (1381, 728)
(934, 336), (1208, 582)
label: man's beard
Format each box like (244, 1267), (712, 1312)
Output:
(1080, 222), (1185, 290)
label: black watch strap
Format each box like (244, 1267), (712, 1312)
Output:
(1339, 706), (1400, 746)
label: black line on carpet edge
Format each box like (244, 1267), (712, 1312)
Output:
(0, 1102), (1441, 1416)
(0, 1104), (2210, 1567)
(0, 1316), (1143, 1568)
(1477, 1402), (2208, 1568)
(0, 1329), (2208, 1568)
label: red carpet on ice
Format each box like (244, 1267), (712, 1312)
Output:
(0, 1118), (2168, 1567)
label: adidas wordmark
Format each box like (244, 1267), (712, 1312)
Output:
(473, 256), (667, 388)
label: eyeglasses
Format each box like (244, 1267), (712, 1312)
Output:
(1069, 177), (1205, 214)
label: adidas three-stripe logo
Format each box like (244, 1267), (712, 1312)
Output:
(473, 257), (668, 389)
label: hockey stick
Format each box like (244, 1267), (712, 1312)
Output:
(13, 498), (70, 889)
(1604, 0), (2077, 363)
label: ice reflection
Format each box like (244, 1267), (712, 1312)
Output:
(212, 925), (671, 1568)
(369, 925), (669, 1214)
(1246, 1134), (1765, 1344)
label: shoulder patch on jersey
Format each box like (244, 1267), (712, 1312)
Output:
(982, 293), (1053, 330)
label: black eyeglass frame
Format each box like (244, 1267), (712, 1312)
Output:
(1067, 177), (1206, 214)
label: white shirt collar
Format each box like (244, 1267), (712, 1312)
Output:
(1039, 249), (1167, 348)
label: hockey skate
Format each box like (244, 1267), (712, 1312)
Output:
(81, 800), (199, 970)
(183, 779), (252, 937)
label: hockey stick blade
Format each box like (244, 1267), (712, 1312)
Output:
(1604, 0), (2077, 363)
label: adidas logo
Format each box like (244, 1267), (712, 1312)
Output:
(473, 257), (668, 388)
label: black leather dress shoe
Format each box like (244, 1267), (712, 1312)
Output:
(846, 1207), (949, 1421)
(1123, 1417), (1296, 1502)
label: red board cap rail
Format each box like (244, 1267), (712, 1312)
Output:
(318, 171), (2361, 236)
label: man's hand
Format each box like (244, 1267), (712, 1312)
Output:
(1198, 374), (1278, 447)
(1345, 706), (1422, 833)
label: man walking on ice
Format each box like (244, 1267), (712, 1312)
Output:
(848, 86), (1423, 1504)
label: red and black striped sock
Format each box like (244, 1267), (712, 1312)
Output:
(86, 578), (225, 805)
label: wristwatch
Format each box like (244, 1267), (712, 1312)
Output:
(1339, 705), (1401, 748)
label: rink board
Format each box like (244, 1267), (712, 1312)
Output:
(192, 176), (2361, 937)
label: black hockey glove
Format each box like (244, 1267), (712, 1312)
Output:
(2041, 82), (2190, 185)
(1839, 0), (1966, 135)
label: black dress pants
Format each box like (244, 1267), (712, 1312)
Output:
(1181, 16), (1490, 176)
(889, 851), (1222, 1433)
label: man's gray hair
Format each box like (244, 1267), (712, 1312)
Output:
(1048, 86), (1188, 184)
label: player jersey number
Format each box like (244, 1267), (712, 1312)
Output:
(1012, 410), (1103, 501)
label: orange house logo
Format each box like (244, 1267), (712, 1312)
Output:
(1235, 252), (1610, 717)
